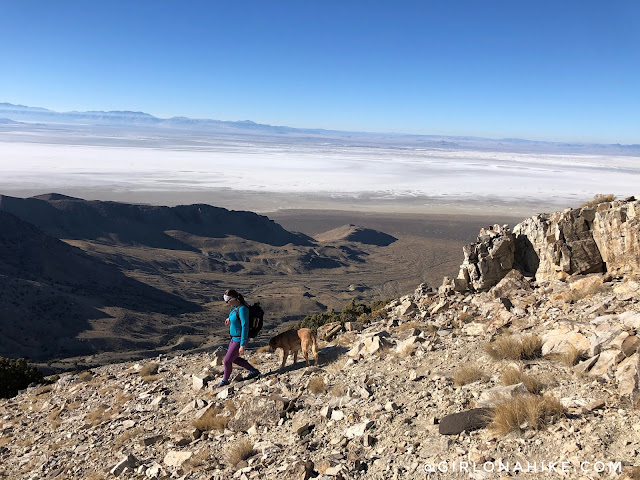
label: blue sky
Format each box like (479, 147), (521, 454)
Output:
(1, 1), (638, 143)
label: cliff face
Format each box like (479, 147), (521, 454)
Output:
(458, 197), (639, 290)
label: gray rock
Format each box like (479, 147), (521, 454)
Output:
(110, 454), (138, 476)
(477, 383), (529, 407)
(438, 408), (492, 435)
(192, 374), (213, 391)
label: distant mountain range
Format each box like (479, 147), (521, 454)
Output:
(1, 102), (638, 153)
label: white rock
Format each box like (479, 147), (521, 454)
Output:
(345, 420), (374, 439)
(163, 450), (193, 467)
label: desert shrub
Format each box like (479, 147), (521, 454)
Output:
(224, 439), (256, 467)
(307, 376), (326, 394)
(113, 427), (143, 450)
(329, 383), (346, 397)
(139, 362), (159, 377)
(500, 366), (543, 394)
(300, 299), (374, 332)
(485, 334), (542, 361)
(192, 406), (231, 432)
(85, 406), (111, 426)
(547, 344), (583, 366)
(489, 394), (565, 434)
(76, 370), (93, 382)
(579, 193), (616, 208)
(0, 357), (45, 398)
(453, 366), (485, 386)
(520, 335), (543, 359)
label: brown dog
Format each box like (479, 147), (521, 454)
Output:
(269, 328), (318, 368)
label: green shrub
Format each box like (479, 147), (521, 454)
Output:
(0, 357), (45, 398)
(299, 299), (374, 332)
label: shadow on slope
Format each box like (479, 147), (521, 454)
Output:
(315, 224), (397, 246)
(0, 211), (201, 360)
(0, 193), (313, 250)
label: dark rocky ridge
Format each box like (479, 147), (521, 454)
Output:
(0, 194), (313, 249)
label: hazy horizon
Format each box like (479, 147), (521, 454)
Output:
(1, 1), (638, 144)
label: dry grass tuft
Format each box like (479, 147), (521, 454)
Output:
(98, 385), (118, 395)
(489, 394), (565, 434)
(329, 383), (346, 397)
(85, 406), (112, 426)
(192, 406), (230, 432)
(113, 427), (143, 451)
(139, 362), (159, 377)
(225, 400), (237, 415)
(453, 366), (485, 386)
(579, 193), (616, 208)
(224, 439), (256, 468)
(76, 371), (93, 382)
(486, 334), (542, 361)
(184, 446), (216, 472)
(501, 366), (543, 394)
(114, 392), (132, 405)
(140, 373), (165, 383)
(547, 344), (583, 366)
(0, 437), (12, 447)
(307, 376), (326, 394)
(396, 321), (422, 333)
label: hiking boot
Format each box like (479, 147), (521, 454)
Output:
(218, 379), (230, 387)
(245, 369), (260, 380)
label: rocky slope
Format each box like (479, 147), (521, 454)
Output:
(1, 199), (640, 480)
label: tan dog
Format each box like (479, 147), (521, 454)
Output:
(269, 328), (318, 368)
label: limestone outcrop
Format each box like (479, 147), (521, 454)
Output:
(457, 224), (514, 291)
(458, 198), (639, 290)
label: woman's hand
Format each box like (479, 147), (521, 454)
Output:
(225, 318), (230, 326)
(239, 346), (245, 355)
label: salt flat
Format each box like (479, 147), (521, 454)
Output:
(1, 124), (638, 215)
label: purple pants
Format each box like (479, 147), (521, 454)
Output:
(223, 339), (255, 380)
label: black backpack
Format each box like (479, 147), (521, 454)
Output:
(247, 303), (264, 338)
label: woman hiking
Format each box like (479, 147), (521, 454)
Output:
(218, 289), (260, 387)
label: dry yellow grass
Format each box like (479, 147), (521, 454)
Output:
(184, 446), (214, 472)
(113, 427), (143, 451)
(114, 392), (132, 405)
(85, 406), (112, 426)
(453, 366), (485, 386)
(489, 394), (565, 434)
(329, 383), (346, 397)
(547, 344), (583, 366)
(34, 384), (53, 396)
(579, 193), (616, 208)
(98, 385), (118, 395)
(225, 400), (237, 415)
(0, 437), (12, 447)
(485, 334), (542, 360)
(140, 373), (166, 383)
(501, 366), (543, 394)
(224, 439), (256, 467)
(307, 376), (326, 394)
(76, 371), (93, 382)
(139, 362), (159, 377)
(396, 321), (422, 333)
(192, 406), (230, 432)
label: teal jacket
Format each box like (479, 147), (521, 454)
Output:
(229, 305), (249, 346)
